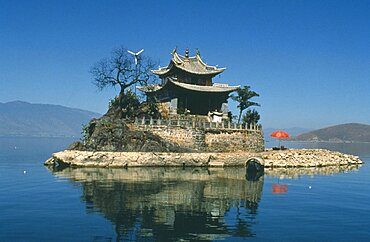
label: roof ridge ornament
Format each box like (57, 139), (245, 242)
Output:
(172, 47), (177, 56)
(196, 48), (200, 57)
(184, 48), (190, 62)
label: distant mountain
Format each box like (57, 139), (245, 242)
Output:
(294, 123), (370, 142)
(264, 127), (312, 141)
(0, 101), (101, 137)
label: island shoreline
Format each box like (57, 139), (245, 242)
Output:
(45, 148), (363, 168)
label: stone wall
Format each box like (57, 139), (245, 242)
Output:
(148, 126), (204, 150)
(132, 124), (264, 152)
(205, 130), (264, 152)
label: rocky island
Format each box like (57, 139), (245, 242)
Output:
(44, 48), (364, 170)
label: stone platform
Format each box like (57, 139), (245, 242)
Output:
(44, 148), (363, 168)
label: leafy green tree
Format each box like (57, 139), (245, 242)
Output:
(231, 86), (260, 124)
(242, 109), (260, 125)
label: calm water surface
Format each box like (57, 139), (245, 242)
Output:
(1, 137), (370, 241)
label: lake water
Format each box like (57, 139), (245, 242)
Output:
(1, 137), (370, 241)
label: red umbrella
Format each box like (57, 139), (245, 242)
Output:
(270, 131), (290, 148)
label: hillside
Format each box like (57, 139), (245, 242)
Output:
(0, 101), (101, 137)
(264, 127), (311, 141)
(294, 123), (370, 142)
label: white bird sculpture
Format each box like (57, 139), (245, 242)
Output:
(127, 49), (144, 65)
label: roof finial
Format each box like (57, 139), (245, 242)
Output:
(172, 47), (177, 55)
(196, 48), (200, 57)
(185, 48), (189, 58)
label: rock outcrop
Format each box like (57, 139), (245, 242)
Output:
(261, 149), (362, 167)
(76, 116), (191, 152)
(45, 148), (363, 168)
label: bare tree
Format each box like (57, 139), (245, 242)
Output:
(90, 46), (158, 103)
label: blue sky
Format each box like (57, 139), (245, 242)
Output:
(1, 0), (369, 129)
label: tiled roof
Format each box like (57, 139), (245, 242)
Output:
(152, 48), (225, 76)
(137, 78), (239, 93)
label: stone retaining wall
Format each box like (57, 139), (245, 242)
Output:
(132, 124), (264, 152)
(205, 130), (264, 152)
(149, 126), (200, 150)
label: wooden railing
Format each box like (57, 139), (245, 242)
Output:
(134, 117), (262, 132)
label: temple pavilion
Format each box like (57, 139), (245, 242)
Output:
(138, 48), (239, 120)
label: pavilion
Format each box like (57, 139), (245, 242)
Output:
(138, 48), (239, 120)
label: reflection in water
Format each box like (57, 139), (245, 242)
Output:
(50, 167), (263, 241)
(265, 165), (361, 179)
(272, 184), (288, 194)
(48, 165), (360, 241)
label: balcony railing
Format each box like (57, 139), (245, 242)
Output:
(134, 117), (262, 132)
